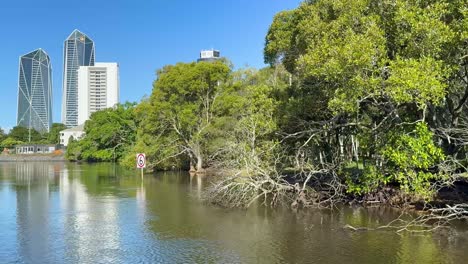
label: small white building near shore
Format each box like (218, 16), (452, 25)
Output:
(15, 144), (57, 154)
(60, 124), (85, 146)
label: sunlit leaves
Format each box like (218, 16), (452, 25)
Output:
(382, 122), (446, 197)
(386, 57), (449, 108)
(66, 103), (137, 162)
(129, 61), (232, 170)
(394, 0), (455, 58)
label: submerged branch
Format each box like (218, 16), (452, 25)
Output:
(344, 204), (468, 233)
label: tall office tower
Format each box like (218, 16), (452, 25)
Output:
(62, 29), (95, 127)
(77, 63), (119, 125)
(17, 49), (53, 133)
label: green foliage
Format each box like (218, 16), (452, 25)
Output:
(262, 0), (467, 199)
(0, 128), (6, 143)
(216, 68), (280, 172)
(47, 123), (67, 144)
(345, 123), (446, 198)
(65, 137), (81, 161)
(128, 61), (232, 171)
(74, 0), (468, 206)
(8, 126), (42, 142)
(1, 137), (24, 149)
(264, 10), (296, 67)
(386, 57), (449, 108)
(65, 103), (137, 162)
(345, 165), (384, 195)
(382, 122), (446, 198)
(392, 0), (455, 58)
(383, 123), (444, 170)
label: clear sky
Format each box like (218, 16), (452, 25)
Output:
(0, 0), (302, 130)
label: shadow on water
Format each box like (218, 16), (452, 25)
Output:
(1, 162), (467, 263)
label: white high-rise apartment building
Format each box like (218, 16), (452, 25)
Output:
(77, 63), (119, 125)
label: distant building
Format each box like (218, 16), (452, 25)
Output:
(17, 48), (53, 133)
(59, 124), (85, 146)
(62, 29), (95, 128)
(197, 49), (221, 62)
(15, 144), (57, 154)
(77, 63), (119, 125)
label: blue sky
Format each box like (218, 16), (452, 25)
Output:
(0, 0), (302, 130)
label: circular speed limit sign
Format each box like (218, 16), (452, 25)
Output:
(136, 153), (146, 168)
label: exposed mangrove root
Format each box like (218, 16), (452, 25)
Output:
(203, 167), (346, 209)
(203, 174), (295, 208)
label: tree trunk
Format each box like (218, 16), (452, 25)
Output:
(189, 152), (196, 172)
(351, 135), (359, 162)
(196, 154), (204, 174)
(339, 135), (344, 159)
(193, 144), (205, 174)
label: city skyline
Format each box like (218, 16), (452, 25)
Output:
(0, 0), (302, 130)
(16, 49), (53, 133)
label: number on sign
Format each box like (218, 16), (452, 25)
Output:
(136, 153), (146, 168)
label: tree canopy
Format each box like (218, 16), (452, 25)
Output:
(125, 61), (233, 172)
(261, 0), (467, 198)
(47, 123), (67, 144)
(8, 126), (42, 142)
(66, 103), (137, 162)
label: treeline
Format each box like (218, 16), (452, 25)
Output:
(68, 0), (468, 206)
(0, 123), (67, 149)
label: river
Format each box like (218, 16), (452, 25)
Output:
(0, 162), (467, 263)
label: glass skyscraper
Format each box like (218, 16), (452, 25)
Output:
(62, 29), (95, 127)
(17, 49), (53, 133)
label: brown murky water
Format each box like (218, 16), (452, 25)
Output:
(0, 162), (467, 263)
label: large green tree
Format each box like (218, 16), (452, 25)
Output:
(263, 0), (467, 197)
(216, 68), (283, 173)
(132, 61), (232, 172)
(66, 103), (137, 162)
(8, 126), (42, 142)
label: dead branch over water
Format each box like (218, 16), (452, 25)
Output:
(204, 160), (346, 210)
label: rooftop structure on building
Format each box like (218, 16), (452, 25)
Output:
(197, 49), (221, 62)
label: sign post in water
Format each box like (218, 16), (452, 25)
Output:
(136, 153), (146, 178)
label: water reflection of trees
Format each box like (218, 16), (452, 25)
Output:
(143, 172), (462, 263)
(2, 164), (465, 263)
(65, 162), (138, 198)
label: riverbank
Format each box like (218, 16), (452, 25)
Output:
(0, 154), (65, 162)
(352, 179), (468, 208)
(204, 169), (468, 212)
